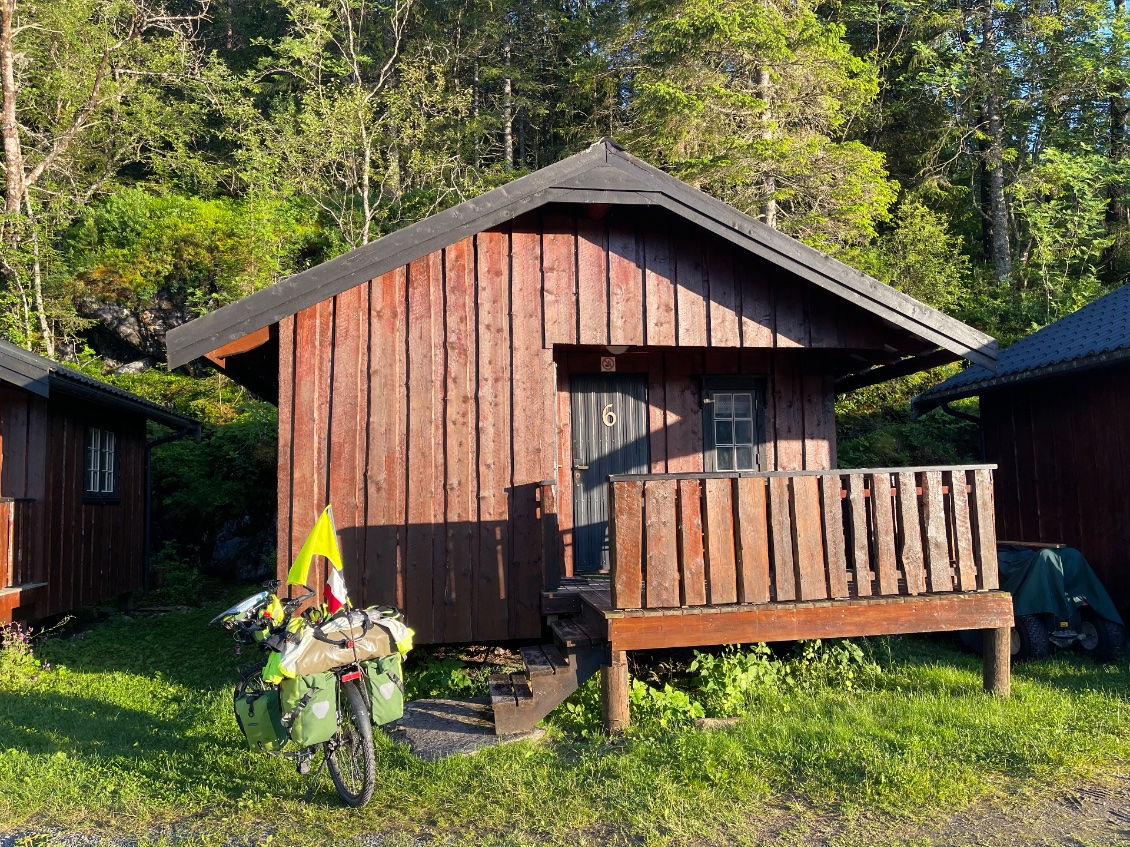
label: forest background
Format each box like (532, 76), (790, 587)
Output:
(2, 0), (1127, 576)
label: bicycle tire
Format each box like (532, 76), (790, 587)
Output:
(324, 679), (376, 807)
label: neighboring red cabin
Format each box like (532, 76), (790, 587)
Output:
(0, 340), (198, 622)
(916, 284), (1130, 620)
(168, 140), (997, 645)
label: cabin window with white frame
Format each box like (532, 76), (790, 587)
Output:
(703, 379), (766, 472)
(84, 427), (118, 499)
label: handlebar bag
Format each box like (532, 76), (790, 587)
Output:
(233, 688), (286, 752)
(362, 654), (405, 726)
(279, 672), (339, 747)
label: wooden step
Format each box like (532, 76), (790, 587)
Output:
(519, 644), (568, 678)
(550, 617), (603, 649)
(491, 641), (605, 736)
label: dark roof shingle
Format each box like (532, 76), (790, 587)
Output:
(914, 284), (1130, 413)
(0, 339), (199, 431)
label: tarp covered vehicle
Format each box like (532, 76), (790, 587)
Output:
(966, 545), (1125, 662)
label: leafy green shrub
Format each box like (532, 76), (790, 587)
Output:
(628, 680), (705, 729)
(0, 618), (69, 685)
(689, 643), (785, 716)
(405, 656), (480, 700)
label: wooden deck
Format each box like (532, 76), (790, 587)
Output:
(542, 465), (1014, 731)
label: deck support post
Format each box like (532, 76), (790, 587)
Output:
(601, 649), (630, 733)
(982, 626), (1011, 696)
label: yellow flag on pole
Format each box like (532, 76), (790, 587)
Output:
(286, 505), (343, 586)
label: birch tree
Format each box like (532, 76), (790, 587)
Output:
(0, 0), (208, 353)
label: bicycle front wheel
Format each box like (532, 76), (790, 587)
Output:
(324, 679), (376, 807)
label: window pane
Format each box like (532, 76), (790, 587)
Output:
(714, 393), (733, 418)
(733, 392), (752, 419)
(102, 432), (116, 494)
(716, 446), (735, 471)
(735, 419), (753, 446)
(86, 430), (101, 492)
(715, 420), (733, 445)
(736, 446), (754, 470)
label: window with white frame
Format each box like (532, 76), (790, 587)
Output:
(703, 378), (766, 472)
(85, 427), (118, 498)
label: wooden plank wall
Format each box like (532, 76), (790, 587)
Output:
(279, 207), (900, 644)
(982, 366), (1130, 617)
(0, 387), (145, 619)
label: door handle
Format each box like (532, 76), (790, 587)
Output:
(573, 464), (589, 471)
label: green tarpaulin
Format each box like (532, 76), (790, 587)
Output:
(997, 545), (1123, 624)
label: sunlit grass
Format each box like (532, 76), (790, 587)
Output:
(0, 601), (1127, 845)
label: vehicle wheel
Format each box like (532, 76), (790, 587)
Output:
(1079, 611), (1126, 664)
(325, 679), (375, 807)
(1013, 614), (1051, 661)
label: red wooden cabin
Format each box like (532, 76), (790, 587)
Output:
(0, 340), (198, 622)
(916, 283), (1130, 619)
(169, 141), (1013, 728)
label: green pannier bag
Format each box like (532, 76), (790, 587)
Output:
(234, 688), (286, 752)
(279, 672), (339, 747)
(363, 653), (405, 726)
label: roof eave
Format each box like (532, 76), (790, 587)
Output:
(913, 346), (1130, 415)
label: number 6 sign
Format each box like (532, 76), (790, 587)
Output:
(602, 403), (617, 427)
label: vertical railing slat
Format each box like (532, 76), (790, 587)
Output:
(735, 477), (771, 604)
(921, 471), (952, 592)
(0, 501), (12, 591)
(792, 476), (828, 600)
(846, 474), (871, 597)
(610, 480), (644, 610)
(971, 468), (999, 590)
(897, 472), (927, 595)
(703, 478), (738, 604)
(950, 470), (978, 591)
(769, 476), (796, 601)
(822, 475), (850, 599)
(870, 473), (900, 595)
(677, 479), (707, 606)
(644, 480), (679, 608)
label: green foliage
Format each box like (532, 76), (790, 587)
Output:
(844, 200), (973, 314)
(64, 188), (335, 314)
(0, 622), (45, 686)
(150, 402), (278, 554)
(628, 679), (706, 729)
(1010, 147), (1120, 324)
(625, 0), (897, 248)
(404, 656), (481, 700)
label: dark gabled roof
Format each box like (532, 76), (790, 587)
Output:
(166, 139), (997, 372)
(914, 283), (1130, 415)
(0, 339), (199, 432)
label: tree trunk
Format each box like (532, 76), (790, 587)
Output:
(473, 61), (481, 168)
(982, 0), (1012, 283)
(1, 0), (24, 216)
(503, 42), (513, 171)
(757, 67), (777, 229)
(1109, 0), (1126, 229)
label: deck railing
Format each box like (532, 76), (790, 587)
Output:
(0, 497), (36, 591)
(607, 466), (998, 612)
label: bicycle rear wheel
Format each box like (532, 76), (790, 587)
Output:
(324, 679), (376, 807)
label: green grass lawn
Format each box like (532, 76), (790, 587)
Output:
(0, 596), (1127, 846)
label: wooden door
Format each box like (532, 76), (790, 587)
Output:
(570, 373), (650, 571)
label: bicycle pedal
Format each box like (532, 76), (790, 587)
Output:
(297, 758), (312, 775)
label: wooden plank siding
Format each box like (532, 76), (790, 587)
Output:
(982, 365), (1130, 618)
(278, 207), (926, 643)
(0, 387), (146, 621)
